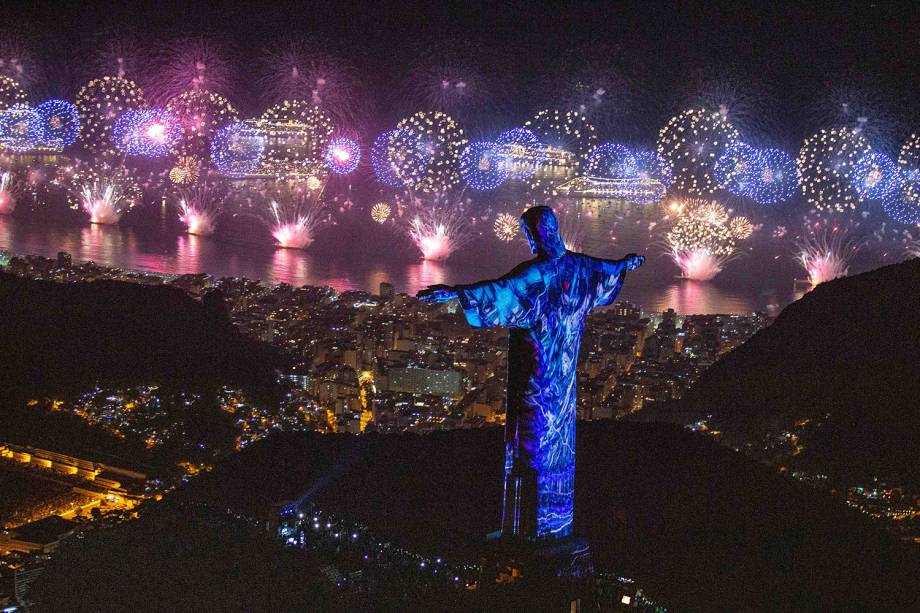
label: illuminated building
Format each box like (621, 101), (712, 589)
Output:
(387, 367), (462, 398)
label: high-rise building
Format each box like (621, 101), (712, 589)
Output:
(379, 282), (395, 300)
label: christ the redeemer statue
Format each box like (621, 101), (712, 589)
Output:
(418, 206), (644, 541)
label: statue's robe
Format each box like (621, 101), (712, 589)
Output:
(457, 251), (627, 539)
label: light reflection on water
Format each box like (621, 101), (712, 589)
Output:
(0, 207), (797, 315)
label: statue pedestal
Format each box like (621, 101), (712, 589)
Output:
(477, 534), (595, 610)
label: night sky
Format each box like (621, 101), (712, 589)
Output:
(6, 1), (917, 147)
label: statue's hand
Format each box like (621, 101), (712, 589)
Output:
(417, 285), (458, 304)
(624, 253), (645, 271)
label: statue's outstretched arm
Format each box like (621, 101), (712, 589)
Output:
(589, 253), (644, 309)
(415, 260), (537, 305)
(416, 284), (458, 304)
(596, 253), (645, 274)
(417, 261), (545, 329)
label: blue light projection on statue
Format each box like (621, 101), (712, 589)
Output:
(418, 206), (644, 540)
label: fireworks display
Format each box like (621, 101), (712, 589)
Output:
(815, 82), (901, 149)
(713, 141), (758, 197)
(0, 75), (26, 111)
(402, 193), (473, 261)
(75, 76), (147, 151)
(493, 212), (520, 241)
(370, 202), (391, 224)
(686, 199), (731, 225)
(0, 170), (15, 214)
(797, 227), (858, 287)
(113, 108), (181, 157)
(90, 37), (146, 81)
(633, 149), (674, 189)
(686, 68), (771, 140)
(34, 99), (81, 150)
(525, 109), (596, 158)
(0, 105), (43, 153)
(891, 134), (920, 224)
(261, 183), (330, 249)
(261, 99), (334, 133)
(166, 89), (238, 159)
(745, 147), (799, 205)
(405, 55), (494, 122)
(495, 127), (541, 180)
(728, 216), (754, 239)
(210, 121), (265, 177)
(712, 142), (798, 205)
(457, 140), (508, 191)
(556, 207), (586, 252)
(258, 42), (360, 126)
(0, 32), (39, 87)
(796, 127), (871, 212)
(657, 108), (740, 195)
(524, 109), (596, 193)
(325, 136), (361, 175)
(67, 161), (142, 224)
(169, 156), (201, 185)
(0, 34), (917, 299)
(898, 133), (920, 177)
(261, 101), (335, 176)
(584, 142), (638, 179)
(852, 152), (899, 200)
(150, 37), (235, 104)
(391, 111), (467, 193)
(176, 181), (226, 236)
(882, 175), (920, 225)
(372, 130), (408, 187)
(666, 199), (747, 281)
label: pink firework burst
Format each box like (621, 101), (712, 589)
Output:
(90, 36), (148, 81)
(0, 30), (41, 88)
(257, 40), (361, 126)
(401, 192), (474, 261)
(672, 250), (729, 282)
(0, 170), (17, 214)
(176, 181), (227, 236)
(149, 37), (236, 104)
(258, 181), (331, 249)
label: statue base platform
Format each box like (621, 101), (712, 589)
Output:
(476, 534), (595, 611)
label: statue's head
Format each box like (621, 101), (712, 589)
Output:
(520, 206), (566, 258)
